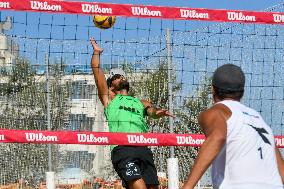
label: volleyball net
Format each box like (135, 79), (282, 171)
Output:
(0, 0), (284, 187)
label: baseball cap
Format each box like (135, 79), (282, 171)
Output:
(212, 64), (245, 92)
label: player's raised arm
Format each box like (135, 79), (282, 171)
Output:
(90, 38), (109, 107)
(275, 147), (284, 184)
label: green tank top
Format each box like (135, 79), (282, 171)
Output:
(104, 94), (148, 133)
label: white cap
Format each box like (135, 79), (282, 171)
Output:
(109, 68), (126, 78)
(107, 68), (128, 88)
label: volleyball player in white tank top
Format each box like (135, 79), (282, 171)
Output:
(212, 100), (282, 189)
(183, 64), (284, 189)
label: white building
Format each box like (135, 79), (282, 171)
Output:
(58, 74), (111, 180)
(0, 17), (18, 67)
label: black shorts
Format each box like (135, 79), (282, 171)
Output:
(111, 146), (159, 188)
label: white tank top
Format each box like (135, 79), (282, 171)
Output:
(212, 100), (283, 189)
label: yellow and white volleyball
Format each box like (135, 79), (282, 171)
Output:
(93, 15), (116, 29)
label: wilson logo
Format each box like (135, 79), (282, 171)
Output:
(180, 9), (209, 19)
(127, 135), (158, 144)
(131, 7), (162, 17)
(176, 136), (204, 145)
(30, 1), (62, 11)
(275, 138), (284, 147)
(0, 2), (10, 9)
(81, 4), (112, 14)
(227, 12), (256, 22)
(25, 133), (58, 142)
(0, 134), (4, 141)
(273, 14), (284, 23)
(77, 134), (109, 143)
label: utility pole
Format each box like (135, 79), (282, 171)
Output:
(45, 54), (55, 189)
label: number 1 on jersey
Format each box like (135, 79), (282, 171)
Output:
(258, 147), (263, 159)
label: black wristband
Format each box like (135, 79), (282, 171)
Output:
(144, 106), (152, 116)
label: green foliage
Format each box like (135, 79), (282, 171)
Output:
(176, 77), (211, 134)
(2, 58), (36, 95)
(130, 61), (181, 108)
(0, 59), (70, 184)
(174, 78), (211, 181)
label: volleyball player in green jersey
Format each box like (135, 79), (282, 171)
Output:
(90, 38), (174, 189)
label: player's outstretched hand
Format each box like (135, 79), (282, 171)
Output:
(90, 37), (103, 54)
(156, 109), (175, 118)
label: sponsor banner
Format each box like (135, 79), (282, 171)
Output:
(0, 129), (205, 146)
(0, 129), (283, 148)
(0, 0), (284, 24)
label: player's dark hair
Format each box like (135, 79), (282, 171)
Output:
(107, 74), (122, 88)
(213, 86), (244, 101)
(107, 74), (130, 92)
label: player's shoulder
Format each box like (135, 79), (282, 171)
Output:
(201, 103), (230, 115)
(198, 103), (232, 124)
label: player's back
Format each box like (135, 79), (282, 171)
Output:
(212, 100), (283, 189)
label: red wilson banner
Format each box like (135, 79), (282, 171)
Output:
(0, 0), (284, 24)
(0, 129), (283, 148)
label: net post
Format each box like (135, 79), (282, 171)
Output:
(167, 158), (179, 189)
(46, 172), (55, 189)
(166, 28), (179, 188)
(45, 53), (53, 172)
(166, 28), (174, 157)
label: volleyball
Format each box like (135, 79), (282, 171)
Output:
(93, 15), (116, 29)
